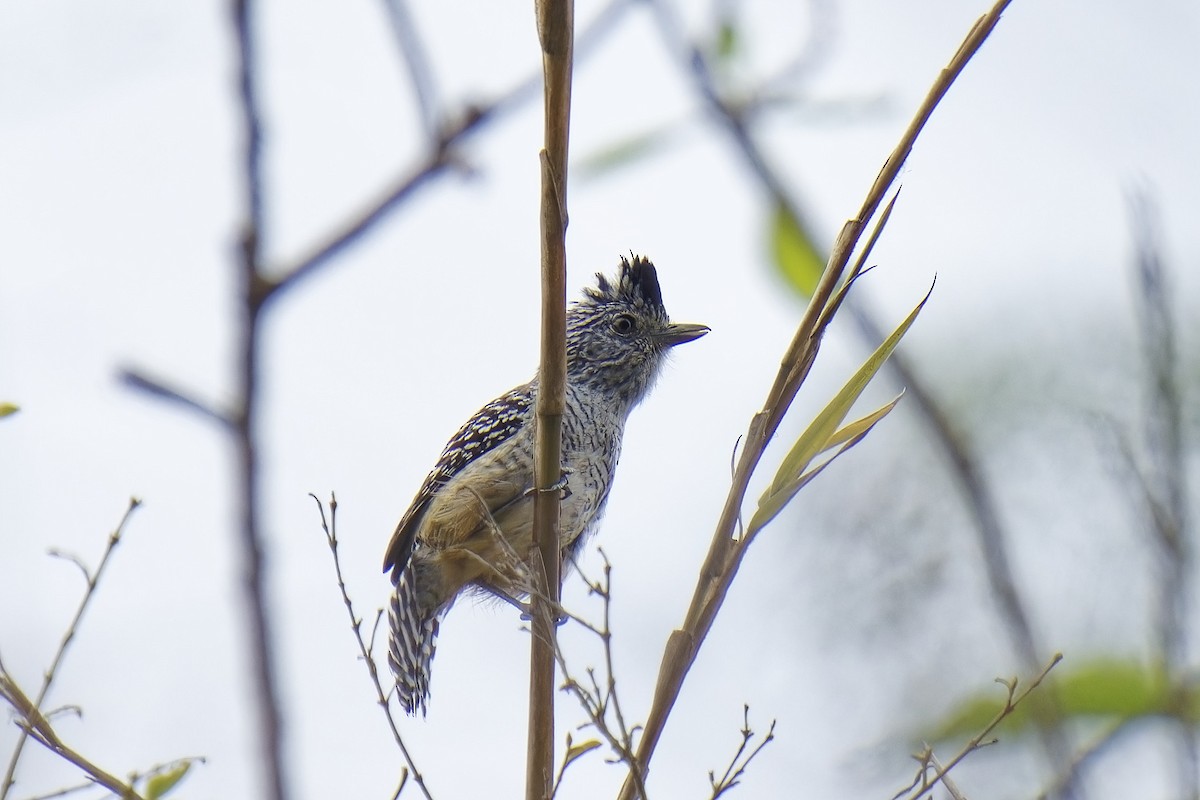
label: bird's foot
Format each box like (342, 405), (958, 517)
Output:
(518, 600), (569, 627)
(523, 467), (573, 499)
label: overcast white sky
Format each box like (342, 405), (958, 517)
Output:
(3, 1), (1199, 799)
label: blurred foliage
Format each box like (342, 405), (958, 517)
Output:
(770, 203), (824, 299)
(713, 20), (739, 62)
(0, 402), (19, 419)
(928, 658), (1184, 742)
(575, 125), (679, 180)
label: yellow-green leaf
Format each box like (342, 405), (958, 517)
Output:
(0, 403), (19, 419)
(746, 394), (901, 535)
(823, 391), (904, 453)
(745, 282), (931, 537)
(144, 760), (194, 800)
(773, 286), (930, 495)
(564, 738), (602, 767)
(771, 203), (826, 299)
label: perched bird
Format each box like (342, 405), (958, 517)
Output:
(384, 255), (708, 715)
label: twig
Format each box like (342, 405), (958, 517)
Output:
(894, 653), (1063, 800)
(18, 778), (95, 800)
(0, 662), (145, 800)
(926, 752), (966, 800)
(552, 730), (607, 800)
(309, 494), (433, 800)
(118, 370), (231, 428)
(595, 558), (636, 754)
(618, 4), (1017, 797)
(545, 554), (648, 800)
(389, 769), (409, 800)
(1, 499), (141, 800)
(708, 705), (776, 799)
(549, 736), (573, 800)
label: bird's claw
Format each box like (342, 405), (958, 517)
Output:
(524, 467), (573, 499)
(519, 603), (569, 627)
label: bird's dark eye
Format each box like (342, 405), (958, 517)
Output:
(612, 314), (636, 335)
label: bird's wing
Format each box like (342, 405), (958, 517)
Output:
(383, 384), (534, 578)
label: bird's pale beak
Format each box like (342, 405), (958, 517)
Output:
(658, 322), (710, 347)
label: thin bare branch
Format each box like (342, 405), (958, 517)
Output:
(548, 565), (648, 800)
(309, 494), (434, 800)
(0, 664), (145, 800)
(896, 653), (1063, 800)
(926, 752), (967, 800)
(18, 777), (95, 800)
(708, 706), (776, 799)
(119, 369), (231, 427)
(389, 769), (409, 800)
(1, 499), (141, 800)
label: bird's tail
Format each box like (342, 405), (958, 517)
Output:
(388, 566), (440, 716)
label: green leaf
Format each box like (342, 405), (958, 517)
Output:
(0, 403), (19, 419)
(927, 659), (1176, 743)
(770, 203), (826, 299)
(144, 760), (194, 800)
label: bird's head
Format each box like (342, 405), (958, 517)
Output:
(565, 254), (709, 406)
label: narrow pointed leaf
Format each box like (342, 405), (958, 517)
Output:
(0, 403), (19, 419)
(821, 391), (904, 454)
(767, 284), (932, 500)
(746, 402), (894, 535)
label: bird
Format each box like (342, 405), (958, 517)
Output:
(383, 254), (708, 715)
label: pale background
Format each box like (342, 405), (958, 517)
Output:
(2, 1), (1199, 798)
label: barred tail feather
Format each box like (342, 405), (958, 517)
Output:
(388, 569), (439, 716)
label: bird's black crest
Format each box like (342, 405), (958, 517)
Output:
(584, 254), (665, 314)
